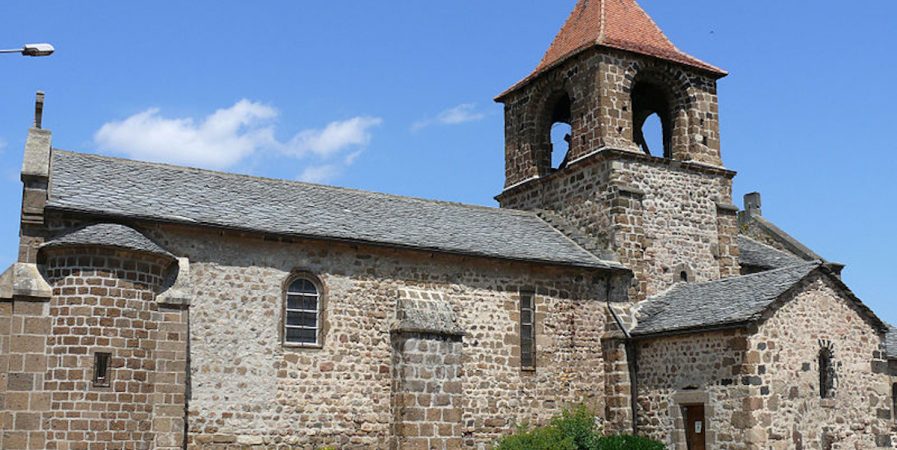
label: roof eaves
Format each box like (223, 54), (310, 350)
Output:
(630, 320), (751, 339)
(496, 43), (726, 102)
(44, 205), (625, 273)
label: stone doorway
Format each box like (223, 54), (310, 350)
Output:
(669, 390), (715, 449)
(681, 404), (706, 450)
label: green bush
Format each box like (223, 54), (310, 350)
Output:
(590, 435), (664, 450)
(495, 405), (663, 450)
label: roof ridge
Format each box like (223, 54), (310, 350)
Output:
(738, 234), (801, 257)
(52, 149), (535, 218)
(498, 0), (726, 100)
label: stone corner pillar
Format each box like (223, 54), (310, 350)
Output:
(389, 290), (465, 450)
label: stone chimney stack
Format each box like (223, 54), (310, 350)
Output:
(33, 91), (44, 129)
(19, 91), (53, 263)
(744, 192), (762, 218)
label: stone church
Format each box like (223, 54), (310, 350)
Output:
(2, 1), (895, 449)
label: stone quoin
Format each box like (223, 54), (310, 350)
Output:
(2, 1), (895, 449)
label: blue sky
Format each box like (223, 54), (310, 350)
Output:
(1, 1), (895, 322)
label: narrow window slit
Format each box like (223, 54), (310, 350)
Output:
(94, 352), (111, 387)
(520, 291), (536, 370)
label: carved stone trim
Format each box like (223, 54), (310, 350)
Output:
(156, 257), (192, 307)
(0, 262), (52, 301)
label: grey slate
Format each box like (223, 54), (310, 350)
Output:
(47, 150), (621, 270)
(43, 223), (173, 257)
(737, 235), (805, 270)
(885, 325), (897, 360)
(632, 262), (820, 336)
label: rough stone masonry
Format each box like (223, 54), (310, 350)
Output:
(2, 1), (895, 449)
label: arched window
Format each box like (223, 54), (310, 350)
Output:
(284, 276), (322, 346)
(631, 81), (673, 158)
(546, 93), (572, 170)
(818, 347), (835, 398)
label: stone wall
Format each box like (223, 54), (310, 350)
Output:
(635, 329), (751, 449)
(390, 333), (464, 450)
(1, 246), (187, 450)
(498, 151), (737, 300)
(634, 274), (893, 449)
(143, 224), (624, 449)
(498, 47), (722, 189)
(1, 297), (52, 450)
(749, 274), (891, 449)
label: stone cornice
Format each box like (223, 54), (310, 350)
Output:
(497, 147), (736, 202)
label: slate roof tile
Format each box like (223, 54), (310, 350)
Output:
(47, 150), (621, 270)
(632, 262), (820, 336)
(42, 223), (173, 258)
(737, 235), (806, 270)
(498, 0), (725, 99)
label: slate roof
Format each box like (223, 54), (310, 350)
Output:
(632, 263), (821, 336)
(498, 0), (725, 99)
(885, 325), (897, 360)
(46, 150), (623, 270)
(737, 235), (806, 270)
(42, 223), (173, 258)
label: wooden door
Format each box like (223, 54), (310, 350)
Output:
(683, 404), (706, 450)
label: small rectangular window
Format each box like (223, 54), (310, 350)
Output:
(520, 291), (535, 370)
(94, 352), (111, 386)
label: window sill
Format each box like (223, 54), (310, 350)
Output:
(283, 342), (323, 350)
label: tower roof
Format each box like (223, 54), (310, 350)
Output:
(498, 0), (726, 100)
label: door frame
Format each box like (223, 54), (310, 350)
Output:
(669, 390), (716, 450)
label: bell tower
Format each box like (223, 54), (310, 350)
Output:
(497, 0), (740, 299)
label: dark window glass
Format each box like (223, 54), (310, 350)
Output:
(94, 352), (111, 386)
(284, 277), (320, 345)
(520, 291), (535, 369)
(819, 348), (835, 398)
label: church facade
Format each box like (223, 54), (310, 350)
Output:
(2, 1), (895, 449)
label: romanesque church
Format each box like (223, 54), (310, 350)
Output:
(2, 1), (895, 449)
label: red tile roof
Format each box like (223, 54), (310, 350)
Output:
(498, 0), (726, 100)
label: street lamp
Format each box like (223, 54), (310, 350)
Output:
(0, 43), (54, 57)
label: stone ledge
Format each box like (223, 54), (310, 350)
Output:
(157, 257), (192, 307)
(497, 146), (736, 201)
(715, 202), (740, 214)
(390, 290), (465, 337)
(0, 262), (51, 300)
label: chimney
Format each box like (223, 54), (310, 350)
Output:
(743, 192), (762, 219)
(19, 91), (52, 263)
(34, 91), (45, 129)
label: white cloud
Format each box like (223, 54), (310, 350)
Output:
(93, 100), (382, 183)
(95, 100), (277, 169)
(412, 103), (486, 131)
(286, 117), (382, 157)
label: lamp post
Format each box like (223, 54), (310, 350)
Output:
(0, 43), (54, 57)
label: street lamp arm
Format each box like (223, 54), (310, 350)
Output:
(0, 43), (54, 57)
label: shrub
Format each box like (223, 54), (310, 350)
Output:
(495, 406), (663, 450)
(494, 424), (577, 450)
(590, 435), (665, 450)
